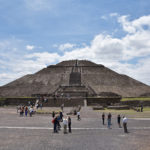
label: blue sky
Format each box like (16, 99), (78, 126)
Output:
(0, 0), (150, 86)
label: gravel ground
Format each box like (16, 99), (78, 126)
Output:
(0, 107), (150, 150)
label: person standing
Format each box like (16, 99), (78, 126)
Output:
(122, 116), (128, 133)
(25, 106), (28, 117)
(61, 104), (64, 112)
(117, 114), (121, 128)
(57, 116), (61, 131)
(63, 117), (68, 134)
(107, 113), (112, 128)
(141, 105), (143, 112)
(102, 113), (105, 125)
(68, 116), (72, 133)
(29, 107), (33, 117)
(40, 103), (43, 110)
(52, 111), (55, 118)
(60, 111), (63, 122)
(53, 117), (58, 133)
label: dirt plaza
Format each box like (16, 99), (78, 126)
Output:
(0, 107), (150, 150)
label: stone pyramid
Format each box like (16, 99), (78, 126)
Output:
(0, 60), (150, 97)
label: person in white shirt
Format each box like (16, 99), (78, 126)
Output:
(29, 107), (33, 117)
(77, 111), (81, 121)
(122, 116), (128, 133)
(63, 117), (68, 134)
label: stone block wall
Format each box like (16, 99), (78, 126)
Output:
(87, 97), (121, 106)
(120, 100), (150, 106)
(43, 98), (84, 107)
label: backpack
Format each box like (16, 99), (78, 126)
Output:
(52, 118), (55, 124)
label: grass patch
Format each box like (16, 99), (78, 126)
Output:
(121, 97), (150, 101)
(0, 98), (6, 101)
(95, 107), (150, 118)
(143, 107), (150, 111)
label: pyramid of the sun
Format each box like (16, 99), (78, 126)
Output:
(0, 60), (150, 97)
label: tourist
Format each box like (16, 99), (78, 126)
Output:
(61, 104), (64, 112)
(16, 105), (20, 113)
(68, 116), (72, 133)
(35, 99), (39, 109)
(74, 109), (77, 115)
(102, 112), (105, 125)
(29, 106), (33, 117)
(107, 113), (112, 128)
(117, 114), (121, 128)
(28, 101), (31, 106)
(52, 117), (58, 133)
(25, 106), (28, 117)
(40, 103), (43, 110)
(44, 98), (48, 103)
(57, 115), (61, 130)
(77, 111), (81, 121)
(141, 105), (143, 112)
(20, 106), (24, 117)
(35, 103), (39, 109)
(59, 111), (63, 121)
(122, 116), (128, 133)
(52, 111), (55, 118)
(63, 117), (68, 134)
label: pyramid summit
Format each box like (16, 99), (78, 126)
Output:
(0, 59), (150, 97)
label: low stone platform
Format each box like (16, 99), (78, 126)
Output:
(92, 106), (104, 110)
(107, 105), (130, 110)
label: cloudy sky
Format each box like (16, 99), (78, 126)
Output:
(0, 0), (150, 86)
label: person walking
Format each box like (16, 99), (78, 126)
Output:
(63, 117), (68, 134)
(122, 116), (128, 133)
(102, 113), (105, 125)
(77, 111), (81, 121)
(68, 116), (72, 133)
(107, 113), (112, 129)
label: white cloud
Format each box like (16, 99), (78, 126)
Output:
(58, 43), (76, 51)
(118, 15), (150, 33)
(110, 13), (119, 17)
(1, 15), (150, 86)
(26, 45), (35, 50)
(26, 52), (60, 64)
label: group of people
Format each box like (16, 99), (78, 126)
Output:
(52, 111), (72, 134)
(35, 99), (43, 110)
(102, 112), (128, 133)
(17, 105), (34, 117)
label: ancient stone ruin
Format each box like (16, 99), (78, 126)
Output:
(0, 60), (150, 106)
